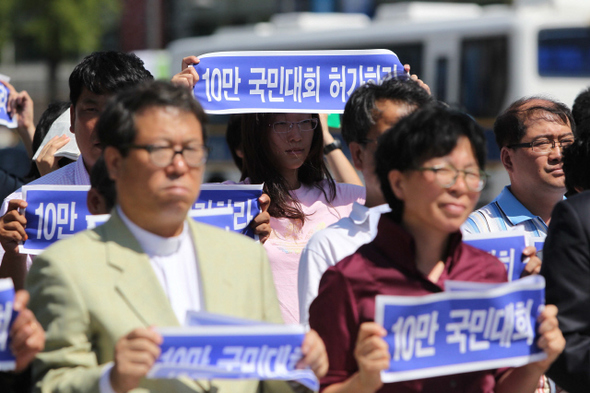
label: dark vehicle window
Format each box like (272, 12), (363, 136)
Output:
(436, 57), (449, 102)
(460, 36), (508, 117)
(538, 28), (590, 77)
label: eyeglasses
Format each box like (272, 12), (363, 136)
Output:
(269, 119), (319, 134)
(416, 165), (487, 192)
(124, 144), (209, 168)
(507, 138), (574, 154)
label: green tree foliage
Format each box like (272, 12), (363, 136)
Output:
(20, 0), (120, 56)
(3, 0), (121, 100)
(0, 0), (16, 50)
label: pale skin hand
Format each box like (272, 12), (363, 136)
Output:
(404, 64), (431, 95)
(296, 329), (329, 379)
(110, 327), (162, 393)
(532, 304), (565, 371)
(1, 81), (35, 157)
(35, 134), (71, 176)
(496, 304), (565, 393)
(324, 322), (390, 393)
(10, 290), (45, 372)
(251, 193), (271, 244)
(171, 56), (200, 89)
(521, 246), (542, 277)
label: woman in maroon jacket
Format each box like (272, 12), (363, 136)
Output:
(309, 103), (565, 393)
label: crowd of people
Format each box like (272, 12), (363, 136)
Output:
(0, 49), (588, 393)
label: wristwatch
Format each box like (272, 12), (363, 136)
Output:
(323, 139), (342, 155)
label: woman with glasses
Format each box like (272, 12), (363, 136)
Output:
(239, 112), (365, 324)
(309, 103), (564, 392)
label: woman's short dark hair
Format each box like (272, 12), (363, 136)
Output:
(97, 80), (207, 153)
(240, 112), (335, 222)
(375, 102), (486, 223)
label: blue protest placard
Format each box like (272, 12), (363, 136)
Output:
(148, 324), (318, 391)
(375, 276), (546, 383)
(532, 236), (545, 260)
(0, 279), (16, 371)
(189, 207), (234, 232)
(463, 230), (528, 281)
(196, 184), (264, 239)
(21, 185), (92, 255)
(21, 185), (263, 254)
(193, 50), (405, 114)
(0, 82), (17, 129)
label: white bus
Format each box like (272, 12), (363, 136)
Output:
(168, 0), (590, 194)
(169, 0), (590, 121)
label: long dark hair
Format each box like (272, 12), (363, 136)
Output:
(240, 113), (336, 223)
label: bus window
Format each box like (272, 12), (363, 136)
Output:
(389, 44), (423, 78)
(460, 36), (508, 117)
(538, 28), (590, 77)
(435, 57), (448, 102)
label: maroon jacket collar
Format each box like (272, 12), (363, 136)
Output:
(367, 212), (464, 289)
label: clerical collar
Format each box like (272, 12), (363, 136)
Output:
(117, 206), (189, 257)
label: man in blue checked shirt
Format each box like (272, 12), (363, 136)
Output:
(462, 97), (575, 393)
(462, 97), (574, 244)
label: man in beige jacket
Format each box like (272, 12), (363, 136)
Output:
(26, 81), (327, 393)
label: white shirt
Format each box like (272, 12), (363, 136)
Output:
(117, 206), (203, 323)
(297, 202), (390, 326)
(99, 207), (202, 393)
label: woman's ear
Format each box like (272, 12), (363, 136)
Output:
(388, 169), (406, 201)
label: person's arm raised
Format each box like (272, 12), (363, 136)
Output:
(320, 114), (363, 186)
(171, 56), (200, 89)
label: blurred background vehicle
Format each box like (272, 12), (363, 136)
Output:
(1, 0), (589, 201)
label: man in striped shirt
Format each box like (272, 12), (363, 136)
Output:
(463, 98), (574, 393)
(463, 97), (575, 244)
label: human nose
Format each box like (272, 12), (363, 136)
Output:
(286, 124), (303, 141)
(448, 171), (469, 194)
(547, 142), (563, 160)
(168, 150), (189, 173)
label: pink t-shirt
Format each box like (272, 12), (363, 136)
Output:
(264, 180), (365, 324)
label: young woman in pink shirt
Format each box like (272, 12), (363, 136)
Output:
(240, 112), (365, 324)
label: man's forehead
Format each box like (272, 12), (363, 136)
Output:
(523, 112), (572, 133)
(78, 87), (110, 104)
(134, 106), (202, 139)
(519, 99), (571, 128)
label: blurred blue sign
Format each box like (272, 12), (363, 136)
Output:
(375, 276), (546, 383)
(0, 83), (17, 129)
(193, 50), (404, 114)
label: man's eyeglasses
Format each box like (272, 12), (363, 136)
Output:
(416, 165), (487, 192)
(269, 119), (319, 134)
(507, 138), (574, 154)
(124, 144), (209, 168)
